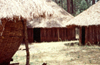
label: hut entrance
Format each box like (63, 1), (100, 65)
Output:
(81, 26), (85, 45)
(33, 28), (40, 42)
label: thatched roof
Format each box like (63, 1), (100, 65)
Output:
(0, 0), (54, 19)
(27, 0), (74, 28)
(66, 1), (100, 26)
(0, 0), (73, 28)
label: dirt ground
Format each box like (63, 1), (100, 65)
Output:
(11, 40), (100, 65)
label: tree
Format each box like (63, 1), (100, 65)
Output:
(67, 0), (71, 13)
(71, 0), (74, 14)
(85, 0), (88, 3)
(55, 0), (58, 3)
(92, 0), (95, 4)
(79, 0), (88, 12)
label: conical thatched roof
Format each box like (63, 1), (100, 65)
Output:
(0, 0), (73, 28)
(66, 1), (100, 26)
(27, 0), (74, 28)
(0, 0), (55, 20)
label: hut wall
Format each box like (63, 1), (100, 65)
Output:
(40, 27), (69, 42)
(0, 18), (24, 64)
(33, 27), (76, 42)
(80, 25), (99, 45)
(63, 28), (67, 40)
(67, 27), (76, 41)
(59, 28), (67, 41)
(72, 27), (76, 40)
(87, 26), (97, 45)
(85, 26), (89, 45)
(45, 28), (51, 42)
(92, 26), (97, 44)
(89, 26), (93, 45)
(40, 28), (45, 42)
(96, 25), (100, 45)
(27, 28), (33, 43)
(79, 27), (82, 45)
(40, 28), (58, 42)
(52, 28), (58, 41)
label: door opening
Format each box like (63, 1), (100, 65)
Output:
(82, 27), (85, 45)
(33, 28), (40, 42)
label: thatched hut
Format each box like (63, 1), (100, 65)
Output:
(0, 0), (58, 64)
(66, 1), (100, 45)
(27, 0), (75, 42)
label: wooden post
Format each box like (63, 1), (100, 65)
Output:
(79, 27), (82, 45)
(22, 18), (30, 65)
(97, 25), (100, 45)
(66, 28), (68, 40)
(93, 26), (97, 45)
(72, 27), (75, 40)
(57, 28), (60, 41)
(89, 26), (93, 45)
(85, 26), (88, 45)
(97, 26), (99, 44)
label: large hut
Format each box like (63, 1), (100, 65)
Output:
(27, 0), (75, 43)
(66, 1), (100, 45)
(0, 0), (59, 64)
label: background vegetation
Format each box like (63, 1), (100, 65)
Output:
(53, 0), (100, 16)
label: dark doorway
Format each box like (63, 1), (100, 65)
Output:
(33, 28), (40, 42)
(82, 27), (85, 45)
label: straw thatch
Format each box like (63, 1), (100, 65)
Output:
(0, 0), (73, 28)
(0, 0), (56, 19)
(66, 1), (100, 26)
(27, 0), (74, 28)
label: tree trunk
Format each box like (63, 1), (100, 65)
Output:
(67, 0), (71, 13)
(85, 0), (88, 3)
(92, 0), (95, 4)
(71, 0), (74, 14)
(23, 19), (30, 65)
(55, 0), (57, 3)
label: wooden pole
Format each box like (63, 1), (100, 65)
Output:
(22, 18), (30, 65)
(85, 26), (88, 45)
(57, 28), (60, 41)
(79, 27), (82, 45)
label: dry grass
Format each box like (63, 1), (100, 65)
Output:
(11, 40), (100, 65)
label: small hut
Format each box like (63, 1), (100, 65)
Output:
(0, 0), (57, 64)
(27, 0), (75, 42)
(66, 1), (100, 45)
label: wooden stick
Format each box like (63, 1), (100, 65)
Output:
(57, 28), (59, 41)
(22, 18), (30, 65)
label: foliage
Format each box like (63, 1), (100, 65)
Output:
(80, 0), (88, 12)
(53, 0), (100, 16)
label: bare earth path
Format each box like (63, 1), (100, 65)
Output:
(11, 40), (100, 65)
